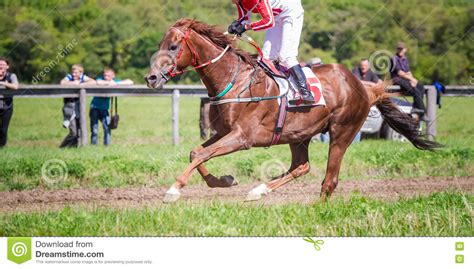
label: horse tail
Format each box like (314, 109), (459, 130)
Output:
(366, 82), (442, 151)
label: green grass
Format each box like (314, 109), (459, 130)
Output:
(1, 192), (472, 236)
(0, 96), (472, 236)
(0, 97), (472, 192)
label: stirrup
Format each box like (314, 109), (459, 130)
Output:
(300, 91), (315, 103)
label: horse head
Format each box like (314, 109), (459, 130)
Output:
(145, 23), (200, 89)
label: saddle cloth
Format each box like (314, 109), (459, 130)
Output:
(273, 67), (326, 108)
(256, 60), (327, 146)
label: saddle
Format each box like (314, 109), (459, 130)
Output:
(257, 58), (327, 146)
(258, 59), (325, 108)
(258, 58), (287, 78)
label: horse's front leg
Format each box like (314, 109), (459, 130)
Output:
(164, 129), (250, 203)
(191, 134), (238, 188)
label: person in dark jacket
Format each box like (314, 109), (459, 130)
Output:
(0, 57), (19, 147)
(352, 59), (381, 87)
(391, 42), (426, 116)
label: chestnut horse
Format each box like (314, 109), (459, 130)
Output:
(145, 19), (439, 203)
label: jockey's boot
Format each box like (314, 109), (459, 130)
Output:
(289, 65), (314, 104)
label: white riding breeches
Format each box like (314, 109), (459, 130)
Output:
(261, 2), (304, 68)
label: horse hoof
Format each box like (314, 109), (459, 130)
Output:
(320, 192), (331, 203)
(245, 184), (271, 202)
(205, 175), (238, 188)
(245, 192), (263, 201)
(163, 193), (180, 203)
(163, 186), (181, 203)
(220, 175), (239, 187)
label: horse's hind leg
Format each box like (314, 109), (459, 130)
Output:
(191, 134), (238, 188)
(320, 122), (361, 202)
(246, 140), (311, 201)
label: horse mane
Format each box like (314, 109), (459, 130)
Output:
(172, 19), (257, 67)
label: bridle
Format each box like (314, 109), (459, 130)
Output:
(159, 27), (231, 82)
(154, 24), (288, 147)
(156, 26), (274, 103)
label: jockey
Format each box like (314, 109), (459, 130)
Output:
(228, 0), (314, 104)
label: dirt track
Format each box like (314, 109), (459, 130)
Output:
(1, 176), (473, 213)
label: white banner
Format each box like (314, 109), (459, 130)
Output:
(0, 237), (471, 268)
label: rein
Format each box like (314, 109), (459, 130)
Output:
(160, 26), (283, 105)
(210, 56), (242, 101)
(159, 23), (289, 147)
(161, 28), (231, 82)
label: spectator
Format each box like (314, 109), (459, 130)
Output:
(0, 57), (19, 147)
(352, 59), (381, 87)
(351, 58), (383, 143)
(306, 57), (323, 68)
(59, 64), (95, 148)
(91, 68), (133, 145)
(391, 42), (426, 116)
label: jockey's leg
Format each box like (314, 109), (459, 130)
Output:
(279, 13), (314, 104)
(262, 20), (281, 61)
(288, 65), (314, 104)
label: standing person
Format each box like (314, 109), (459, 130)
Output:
(91, 68), (133, 146)
(59, 64), (95, 148)
(0, 57), (19, 147)
(352, 59), (381, 87)
(228, 0), (314, 104)
(391, 42), (426, 116)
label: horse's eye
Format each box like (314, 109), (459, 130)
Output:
(169, 44), (178, 51)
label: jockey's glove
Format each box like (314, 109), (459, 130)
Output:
(228, 20), (247, 36)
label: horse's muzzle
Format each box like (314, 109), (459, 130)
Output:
(144, 74), (164, 89)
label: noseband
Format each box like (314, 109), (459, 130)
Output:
(160, 28), (230, 82)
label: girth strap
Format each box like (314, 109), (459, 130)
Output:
(270, 95), (288, 146)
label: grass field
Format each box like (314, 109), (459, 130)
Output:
(0, 96), (473, 236)
(0, 192), (472, 236)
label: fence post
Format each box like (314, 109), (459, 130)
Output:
(425, 86), (437, 140)
(172, 89), (180, 145)
(79, 88), (88, 146)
